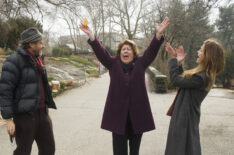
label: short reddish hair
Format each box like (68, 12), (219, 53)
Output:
(116, 39), (139, 59)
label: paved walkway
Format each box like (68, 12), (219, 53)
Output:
(0, 73), (234, 155)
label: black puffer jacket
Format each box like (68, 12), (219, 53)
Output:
(0, 47), (57, 119)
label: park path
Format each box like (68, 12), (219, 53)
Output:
(0, 73), (234, 155)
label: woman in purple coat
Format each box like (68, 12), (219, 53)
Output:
(80, 17), (169, 155)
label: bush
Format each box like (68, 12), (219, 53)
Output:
(86, 69), (98, 74)
(52, 46), (71, 57)
(105, 46), (115, 56)
(48, 57), (83, 68)
(48, 77), (54, 82)
(216, 49), (234, 88)
(77, 49), (92, 54)
(7, 17), (43, 50)
(6, 49), (15, 55)
(70, 56), (94, 66)
(155, 75), (168, 93)
(60, 81), (66, 90)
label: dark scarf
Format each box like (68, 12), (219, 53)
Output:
(121, 60), (135, 74)
(26, 50), (45, 109)
(26, 51), (44, 73)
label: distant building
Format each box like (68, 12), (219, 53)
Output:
(58, 32), (150, 55)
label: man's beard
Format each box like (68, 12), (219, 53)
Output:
(33, 49), (41, 57)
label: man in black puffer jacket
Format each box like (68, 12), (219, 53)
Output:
(0, 27), (57, 155)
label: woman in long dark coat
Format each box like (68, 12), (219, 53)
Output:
(164, 39), (225, 155)
(80, 17), (169, 155)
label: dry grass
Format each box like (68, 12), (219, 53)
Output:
(0, 48), (5, 55)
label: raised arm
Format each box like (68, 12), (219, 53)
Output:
(168, 59), (205, 89)
(165, 42), (184, 74)
(80, 24), (113, 69)
(141, 17), (169, 68)
(166, 44), (206, 88)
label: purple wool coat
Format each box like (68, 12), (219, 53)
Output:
(88, 35), (164, 135)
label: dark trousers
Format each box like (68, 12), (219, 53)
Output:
(13, 109), (55, 155)
(112, 133), (143, 155)
(112, 114), (143, 155)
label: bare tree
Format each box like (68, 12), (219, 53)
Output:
(109, 0), (152, 39)
(81, 0), (101, 36)
(81, 0), (111, 46)
(59, 6), (82, 54)
(0, 0), (84, 20)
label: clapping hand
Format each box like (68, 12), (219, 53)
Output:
(165, 42), (176, 58)
(175, 46), (187, 65)
(165, 43), (187, 65)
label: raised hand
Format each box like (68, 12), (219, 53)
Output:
(175, 46), (187, 65)
(165, 42), (176, 58)
(155, 17), (169, 40)
(79, 24), (95, 41)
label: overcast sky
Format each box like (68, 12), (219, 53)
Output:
(40, 0), (233, 38)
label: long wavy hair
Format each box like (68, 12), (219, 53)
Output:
(183, 38), (225, 91)
(116, 39), (139, 60)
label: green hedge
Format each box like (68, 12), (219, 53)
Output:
(86, 69), (98, 74)
(70, 56), (94, 66)
(52, 46), (71, 57)
(6, 49), (15, 55)
(48, 57), (82, 68)
(155, 75), (168, 93)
